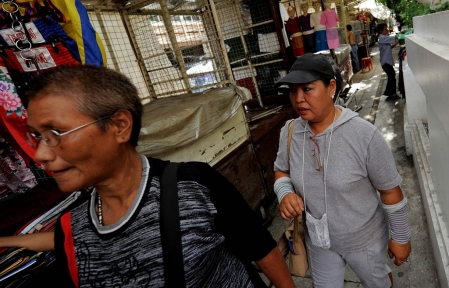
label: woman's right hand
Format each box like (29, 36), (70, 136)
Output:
(279, 193), (304, 220)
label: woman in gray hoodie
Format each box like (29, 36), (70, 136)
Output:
(273, 53), (411, 288)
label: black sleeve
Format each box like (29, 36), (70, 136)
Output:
(178, 161), (276, 262)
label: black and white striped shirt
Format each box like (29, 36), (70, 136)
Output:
(54, 157), (275, 287)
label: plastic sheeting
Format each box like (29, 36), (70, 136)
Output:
(316, 44), (351, 65)
(137, 86), (245, 157)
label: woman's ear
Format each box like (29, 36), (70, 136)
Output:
(110, 110), (133, 144)
(329, 79), (337, 97)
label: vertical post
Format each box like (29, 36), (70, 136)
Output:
(94, 9), (119, 71)
(208, 0), (235, 83)
(340, 0), (348, 45)
(231, 1), (264, 107)
(121, 10), (157, 99)
(268, 0), (291, 71)
(160, 0), (191, 93)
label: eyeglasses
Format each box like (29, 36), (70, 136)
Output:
(26, 116), (109, 148)
(310, 135), (323, 171)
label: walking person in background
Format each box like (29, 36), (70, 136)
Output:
(378, 23), (400, 99)
(346, 24), (360, 73)
(273, 53), (411, 287)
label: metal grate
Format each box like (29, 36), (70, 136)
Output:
(215, 0), (287, 106)
(88, 11), (153, 103)
(86, 0), (292, 106)
(123, 0), (231, 98)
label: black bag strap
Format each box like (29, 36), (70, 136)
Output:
(160, 162), (186, 288)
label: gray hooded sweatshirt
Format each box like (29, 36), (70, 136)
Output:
(274, 106), (402, 252)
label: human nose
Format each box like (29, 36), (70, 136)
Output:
(290, 89), (305, 104)
(33, 141), (56, 164)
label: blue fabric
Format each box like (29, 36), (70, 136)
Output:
(350, 44), (360, 72)
(33, 17), (81, 62)
(315, 30), (328, 52)
(74, 0), (104, 66)
(378, 34), (395, 66)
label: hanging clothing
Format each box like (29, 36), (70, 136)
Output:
(285, 17), (301, 36)
(325, 28), (339, 49)
(320, 9), (338, 28)
(279, 3), (290, 48)
(0, 138), (37, 198)
(311, 12), (327, 51)
(310, 12), (326, 31)
(0, 60), (35, 162)
(290, 33), (305, 57)
(315, 30), (328, 52)
(285, 17), (304, 57)
(320, 10), (340, 49)
(299, 14), (316, 53)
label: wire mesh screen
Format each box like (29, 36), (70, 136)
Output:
(88, 11), (152, 103)
(123, 0), (229, 98)
(87, 0), (290, 104)
(214, 0), (287, 101)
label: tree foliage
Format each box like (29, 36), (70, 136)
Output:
(376, 0), (449, 27)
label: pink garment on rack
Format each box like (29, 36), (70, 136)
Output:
(325, 28), (340, 49)
(320, 9), (338, 28)
(320, 10), (340, 49)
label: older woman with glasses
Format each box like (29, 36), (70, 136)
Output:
(0, 65), (296, 288)
(273, 53), (411, 288)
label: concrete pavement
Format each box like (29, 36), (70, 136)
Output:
(263, 43), (440, 287)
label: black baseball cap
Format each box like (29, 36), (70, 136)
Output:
(274, 53), (335, 88)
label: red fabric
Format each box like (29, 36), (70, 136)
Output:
(61, 212), (78, 287)
(2, 43), (80, 73)
(236, 77), (257, 96)
(291, 35), (305, 57)
(0, 58), (35, 163)
(285, 17), (301, 35)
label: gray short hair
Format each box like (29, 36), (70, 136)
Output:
(26, 65), (143, 147)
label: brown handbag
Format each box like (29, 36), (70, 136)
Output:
(277, 120), (309, 276)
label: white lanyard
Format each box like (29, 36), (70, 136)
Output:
(301, 109), (336, 215)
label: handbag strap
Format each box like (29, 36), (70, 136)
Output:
(287, 120), (301, 241)
(160, 162), (186, 288)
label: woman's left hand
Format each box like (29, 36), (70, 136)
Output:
(388, 239), (411, 266)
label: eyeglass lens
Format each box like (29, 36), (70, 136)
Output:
(25, 132), (38, 148)
(26, 130), (60, 148)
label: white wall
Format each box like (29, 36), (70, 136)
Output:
(405, 10), (449, 287)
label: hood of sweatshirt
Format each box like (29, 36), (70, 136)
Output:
(295, 105), (359, 136)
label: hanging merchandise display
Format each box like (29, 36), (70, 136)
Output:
(320, 0), (339, 50)
(311, 0), (328, 52)
(285, 6), (304, 57)
(0, 1), (107, 286)
(0, 137), (37, 199)
(0, 0), (106, 97)
(298, 2), (315, 53)
(0, 58), (35, 161)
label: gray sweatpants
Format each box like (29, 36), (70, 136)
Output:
(306, 231), (391, 288)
